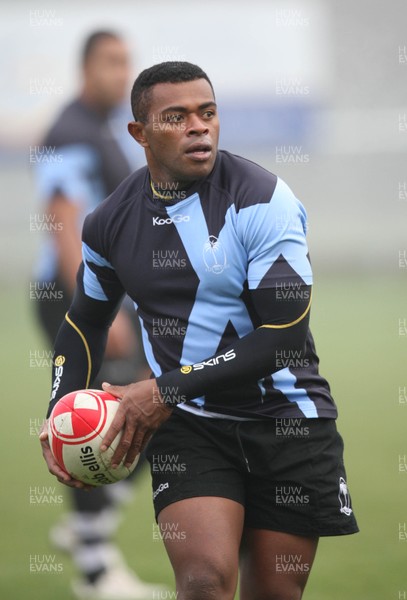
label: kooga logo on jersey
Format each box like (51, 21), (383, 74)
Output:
(153, 215), (190, 226)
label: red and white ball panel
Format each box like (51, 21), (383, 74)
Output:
(48, 390), (139, 486)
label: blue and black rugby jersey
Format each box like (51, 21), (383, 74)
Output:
(34, 99), (143, 282)
(81, 150), (337, 420)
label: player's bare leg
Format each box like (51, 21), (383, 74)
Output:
(158, 497), (244, 600)
(239, 529), (319, 600)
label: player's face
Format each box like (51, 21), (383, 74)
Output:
(84, 38), (130, 108)
(130, 79), (219, 187)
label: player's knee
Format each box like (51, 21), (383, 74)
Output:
(178, 560), (235, 599)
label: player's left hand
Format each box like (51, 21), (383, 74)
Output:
(100, 379), (172, 468)
(39, 421), (94, 490)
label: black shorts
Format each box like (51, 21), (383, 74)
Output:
(146, 408), (359, 537)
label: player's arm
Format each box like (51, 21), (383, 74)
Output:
(101, 284), (311, 467)
(39, 261), (125, 488)
(155, 284), (311, 405)
(45, 263), (125, 418)
(50, 193), (82, 292)
(36, 143), (93, 293)
(39, 221), (134, 486)
(39, 261), (127, 488)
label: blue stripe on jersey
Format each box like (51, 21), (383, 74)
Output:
(236, 177), (312, 289)
(189, 396), (205, 408)
(36, 144), (104, 208)
(271, 368), (318, 417)
(82, 242), (114, 301)
(35, 145), (104, 282)
(166, 198), (252, 367)
(82, 243), (114, 269)
(133, 301), (163, 376)
(135, 309), (207, 407)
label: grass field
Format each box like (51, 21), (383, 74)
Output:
(0, 275), (405, 599)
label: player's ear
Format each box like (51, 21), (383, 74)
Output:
(128, 121), (149, 148)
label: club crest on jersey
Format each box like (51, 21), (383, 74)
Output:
(338, 477), (352, 516)
(203, 235), (227, 274)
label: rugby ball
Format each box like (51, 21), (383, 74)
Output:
(48, 389), (139, 486)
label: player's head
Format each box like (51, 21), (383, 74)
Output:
(81, 30), (131, 110)
(128, 62), (219, 187)
(130, 62), (214, 124)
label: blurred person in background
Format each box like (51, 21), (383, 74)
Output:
(33, 30), (167, 599)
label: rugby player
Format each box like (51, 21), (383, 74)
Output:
(40, 61), (358, 599)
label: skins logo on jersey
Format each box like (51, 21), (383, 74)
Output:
(193, 349), (236, 371)
(48, 390), (139, 486)
(180, 349), (236, 375)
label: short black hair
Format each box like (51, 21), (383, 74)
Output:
(131, 61), (214, 123)
(81, 30), (122, 66)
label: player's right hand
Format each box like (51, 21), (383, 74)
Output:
(100, 379), (172, 467)
(39, 420), (93, 490)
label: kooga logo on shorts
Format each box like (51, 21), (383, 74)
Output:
(153, 215), (190, 226)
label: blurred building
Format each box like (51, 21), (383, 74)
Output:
(0, 0), (405, 281)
